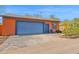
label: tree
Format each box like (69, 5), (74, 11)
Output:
(33, 14), (42, 18)
(49, 15), (54, 19)
(49, 15), (59, 21)
(62, 19), (79, 36)
(60, 20), (71, 29)
(73, 18), (79, 24)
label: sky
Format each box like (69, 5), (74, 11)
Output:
(1, 5), (79, 21)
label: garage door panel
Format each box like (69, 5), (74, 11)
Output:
(16, 21), (44, 35)
(44, 24), (49, 33)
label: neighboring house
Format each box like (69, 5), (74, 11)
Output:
(0, 14), (60, 36)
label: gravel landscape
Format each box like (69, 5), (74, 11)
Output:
(0, 34), (79, 54)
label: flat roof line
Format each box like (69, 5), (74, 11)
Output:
(0, 14), (59, 21)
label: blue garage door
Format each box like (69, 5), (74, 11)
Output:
(16, 21), (45, 35)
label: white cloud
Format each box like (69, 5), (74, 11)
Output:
(37, 8), (53, 12)
(37, 8), (73, 13)
(72, 11), (79, 14)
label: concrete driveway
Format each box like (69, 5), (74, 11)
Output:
(0, 34), (79, 54)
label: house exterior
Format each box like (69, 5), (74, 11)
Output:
(0, 14), (60, 36)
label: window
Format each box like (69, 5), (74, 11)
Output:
(52, 23), (56, 29)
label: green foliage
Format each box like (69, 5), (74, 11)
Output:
(49, 15), (59, 21)
(62, 18), (79, 36)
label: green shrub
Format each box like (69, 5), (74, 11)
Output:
(62, 28), (79, 36)
(62, 19), (79, 36)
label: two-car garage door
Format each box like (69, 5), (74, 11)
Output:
(16, 21), (49, 35)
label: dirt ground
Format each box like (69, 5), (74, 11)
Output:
(0, 34), (79, 54)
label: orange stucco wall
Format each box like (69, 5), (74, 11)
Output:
(0, 25), (2, 35)
(56, 21), (60, 30)
(1, 17), (16, 36)
(0, 16), (59, 36)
